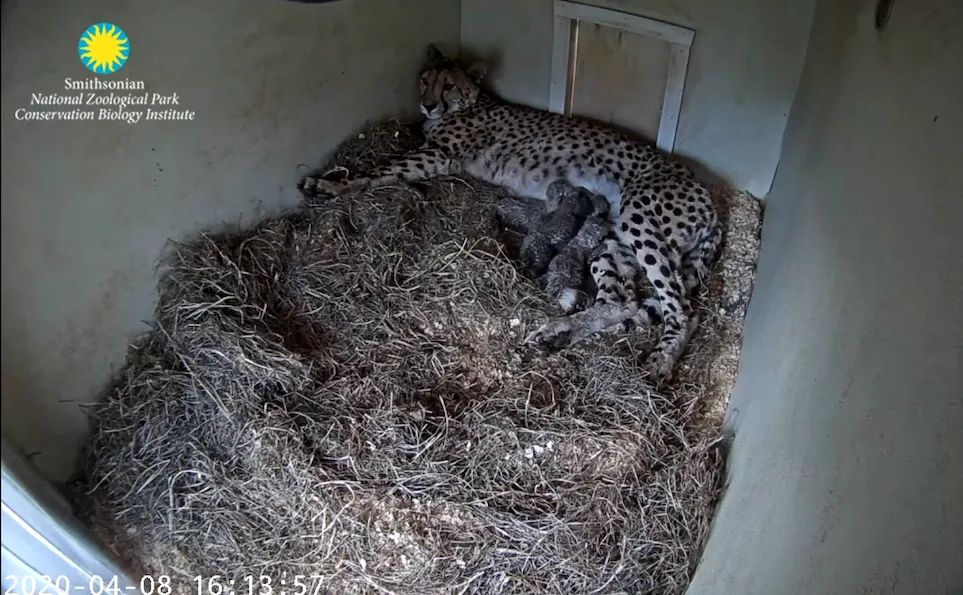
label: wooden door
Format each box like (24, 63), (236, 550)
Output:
(569, 22), (672, 143)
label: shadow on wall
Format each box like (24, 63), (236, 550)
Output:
(686, 0), (963, 593)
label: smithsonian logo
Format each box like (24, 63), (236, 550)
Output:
(11, 22), (196, 124)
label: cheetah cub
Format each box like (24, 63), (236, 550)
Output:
(298, 45), (723, 383)
(540, 182), (612, 315)
(520, 180), (599, 278)
(497, 181), (610, 314)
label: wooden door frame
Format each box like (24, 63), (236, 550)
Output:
(549, 0), (695, 153)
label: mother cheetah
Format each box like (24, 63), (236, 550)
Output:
(299, 46), (723, 382)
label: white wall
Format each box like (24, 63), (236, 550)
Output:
(460, 0), (815, 197)
(0, 0), (461, 483)
(686, 0), (963, 593)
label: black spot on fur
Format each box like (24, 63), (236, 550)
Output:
(646, 304), (662, 323)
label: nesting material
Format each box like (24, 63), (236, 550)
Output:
(70, 120), (763, 595)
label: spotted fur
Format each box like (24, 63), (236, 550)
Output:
(496, 181), (610, 314)
(520, 180), (597, 279)
(541, 193), (611, 315)
(298, 45), (723, 382)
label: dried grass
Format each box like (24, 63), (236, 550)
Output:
(69, 119), (763, 595)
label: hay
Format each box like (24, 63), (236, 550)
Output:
(70, 120), (763, 595)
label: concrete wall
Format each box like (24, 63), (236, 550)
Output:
(686, 0), (963, 593)
(0, 0), (460, 483)
(459, 0), (814, 197)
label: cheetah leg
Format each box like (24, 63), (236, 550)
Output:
(525, 238), (660, 348)
(298, 144), (455, 198)
(556, 237), (632, 317)
(681, 216), (723, 293)
(618, 217), (696, 383)
(600, 239), (662, 334)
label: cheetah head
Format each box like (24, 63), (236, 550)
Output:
(545, 180), (577, 212)
(418, 45), (487, 120)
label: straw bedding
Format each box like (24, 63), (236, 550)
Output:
(70, 120), (763, 595)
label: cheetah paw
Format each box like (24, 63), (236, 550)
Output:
(525, 318), (575, 351)
(297, 175), (347, 198)
(642, 351), (674, 383)
(298, 172), (370, 199)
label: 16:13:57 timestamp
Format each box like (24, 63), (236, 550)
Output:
(194, 575), (323, 595)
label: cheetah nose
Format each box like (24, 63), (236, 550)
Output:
(421, 102), (439, 117)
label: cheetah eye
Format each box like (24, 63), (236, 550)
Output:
(443, 83), (454, 91)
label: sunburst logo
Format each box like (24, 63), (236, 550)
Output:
(78, 23), (130, 75)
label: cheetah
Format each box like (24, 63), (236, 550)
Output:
(298, 45), (723, 382)
(497, 181), (611, 314)
(538, 182), (612, 315)
(519, 180), (600, 279)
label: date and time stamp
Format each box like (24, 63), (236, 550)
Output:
(4, 575), (326, 595)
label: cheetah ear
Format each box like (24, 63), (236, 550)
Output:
(466, 62), (487, 83)
(426, 44), (445, 65)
